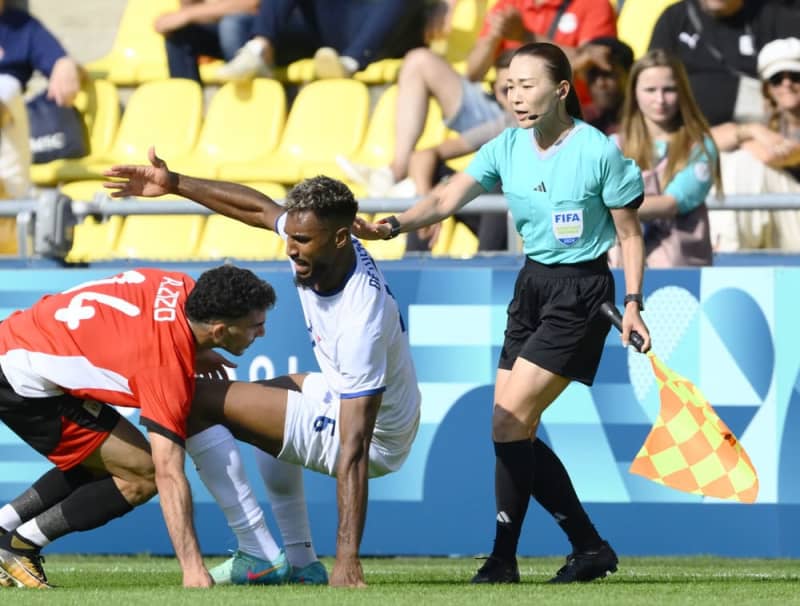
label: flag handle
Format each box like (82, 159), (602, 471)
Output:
(600, 302), (645, 352)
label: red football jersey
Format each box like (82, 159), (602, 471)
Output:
(0, 269), (197, 442)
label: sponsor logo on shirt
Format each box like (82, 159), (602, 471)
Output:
(679, 32), (700, 49)
(557, 13), (578, 34)
(694, 162), (710, 183)
(552, 209), (583, 245)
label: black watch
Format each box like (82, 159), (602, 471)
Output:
(624, 293), (644, 311)
(382, 215), (402, 240)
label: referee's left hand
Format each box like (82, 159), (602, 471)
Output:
(622, 307), (651, 353)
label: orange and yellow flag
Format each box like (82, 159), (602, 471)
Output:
(630, 353), (759, 503)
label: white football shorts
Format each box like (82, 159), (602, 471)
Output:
(278, 372), (418, 478)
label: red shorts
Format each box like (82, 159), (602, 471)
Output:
(0, 368), (120, 470)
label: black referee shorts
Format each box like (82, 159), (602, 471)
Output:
(498, 255), (614, 386)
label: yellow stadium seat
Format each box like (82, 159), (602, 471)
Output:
(59, 180), (111, 202)
(113, 214), (205, 260)
(65, 215), (123, 263)
(617, 0), (680, 59)
(285, 59), (315, 83)
(283, 57), (402, 85)
(445, 151), (475, 173)
(338, 84), (447, 193)
(361, 213), (406, 260)
(430, 0), (491, 70)
(195, 214), (283, 261)
(430, 217), (456, 257)
(219, 79), (369, 184)
(447, 221), (479, 258)
(30, 79), (121, 186)
(55, 79), (203, 182)
(86, 0), (178, 84)
(245, 181), (288, 200)
(198, 58), (226, 84)
(353, 59), (404, 84)
(169, 79), (286, 179)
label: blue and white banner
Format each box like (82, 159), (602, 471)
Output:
(1, 262), (798, 557)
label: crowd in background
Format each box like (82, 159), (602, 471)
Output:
(1, 0), (800, 264)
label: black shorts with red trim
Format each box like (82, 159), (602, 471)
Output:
(0, 366), (120, 470)
(498, 255), (614, 386)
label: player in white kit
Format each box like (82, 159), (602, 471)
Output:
(104, 151), (421, 588)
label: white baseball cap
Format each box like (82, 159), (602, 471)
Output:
(758, 37), (800, 81)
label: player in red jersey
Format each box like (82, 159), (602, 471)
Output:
(0, 265), (275, 588)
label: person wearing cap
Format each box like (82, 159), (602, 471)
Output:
(649, 0), (800, 128)
(711, 36), (800, 252)
(581, 37), (635, 135)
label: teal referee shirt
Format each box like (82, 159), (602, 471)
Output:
(466, 120), (644, 264)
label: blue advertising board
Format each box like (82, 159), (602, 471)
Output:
(0, 260), (798, 557)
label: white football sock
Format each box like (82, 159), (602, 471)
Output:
(0, 504), (22, 532)
(186, 425), (281, 562)
(255, 449), (318, 568)
(14, 519), (49, 548)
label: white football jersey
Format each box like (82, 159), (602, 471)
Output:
(277, 214), (421, 458)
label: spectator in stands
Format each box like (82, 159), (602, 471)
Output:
(648, 0), (800, 128)
(612, 49), (721, 267)
(217, 0), (426, 81)
(0, 75), (30, 254)
(402, 51), (516, 253)
(155, 0), (260, 84)
(582, 37), (634, 135)
(0, 75), (29, 200)
(711, 37), (800, 251)
(336, 0), (618, 197)
(0, 1), (80, 253)
(0, 0), (82, 106)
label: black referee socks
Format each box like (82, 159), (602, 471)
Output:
(492, 439), (535, 561)
(531, 439), (603, 552)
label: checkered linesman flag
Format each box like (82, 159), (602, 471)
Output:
(600, 303), (759, 503)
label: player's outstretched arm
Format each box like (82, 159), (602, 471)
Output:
(103, 147), (284, 231)
(149, 433), (213, 588)
(331, 393), (381, 588)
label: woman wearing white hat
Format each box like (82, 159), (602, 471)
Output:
(710, 37), (800, 252)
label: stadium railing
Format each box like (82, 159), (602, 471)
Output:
(2, 193), (800, 260)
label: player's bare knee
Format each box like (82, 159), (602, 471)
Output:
(119, 473), (156, 506)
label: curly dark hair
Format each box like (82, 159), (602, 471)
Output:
(185, 265), (276, 323)
(285, 176), (358, 227)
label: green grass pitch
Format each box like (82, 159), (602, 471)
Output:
(3, 555), (798, 605)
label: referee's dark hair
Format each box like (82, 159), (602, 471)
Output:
(512, 42), (583, 120)
(286, 175), (359, 229)
(186, 265), (276, 323)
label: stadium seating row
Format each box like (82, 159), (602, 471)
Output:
(82, 0), (669, 87)
(65, 210), (479, 263)
(85, 0), (498, 86)
(33, 77), (451, 195)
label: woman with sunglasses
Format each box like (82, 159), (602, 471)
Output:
(711, 37), (800, 251)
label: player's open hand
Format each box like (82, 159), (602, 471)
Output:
(195, 349), (237, 379)
(352, 215), (391, 241)
(103, 146), (176, 198)
(330, 557), (366, 588)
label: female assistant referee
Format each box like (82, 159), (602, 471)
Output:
(355, 42), (652, 584)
